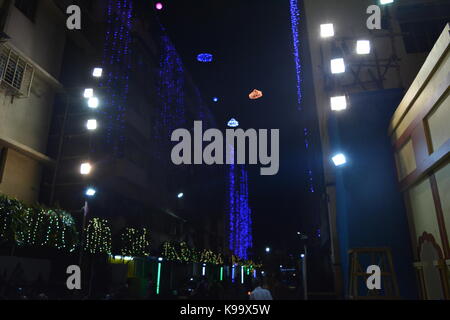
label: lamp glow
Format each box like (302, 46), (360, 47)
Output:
(331, 58), (345, 74)
(92, 68), (103, 78)
(380, 0), (394, 4)
(88, 97), (99, 109)
(213, 97), (219, 103)
(227, 118), (239, 128)
(241, 266), (244, 284)
(332, 153), (347, 167)
(155, 2), (163, 10)
(330, 96), (347, 111)
(220, 267), (224, 281)
(83, 88), (94, 98)
(156, 261), (162, 295)
(177, 192), (184, 199)
(320, 23), (334, 38)
(86, 119), (97, 131)
(356, 40), (371, 55)
(265, 247), (271, 253)
(85, 187), (96, 197)
(80, 162), (92, 175)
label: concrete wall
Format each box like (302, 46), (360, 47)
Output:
(0, 1), (66, 204)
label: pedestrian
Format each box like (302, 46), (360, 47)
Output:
(249, 279), (273, 300)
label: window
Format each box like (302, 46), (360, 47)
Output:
(0, 44), (34, 97)
(15, 0), (38, 21)
(0, 147), (7, 183)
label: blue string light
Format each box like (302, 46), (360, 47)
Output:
(290, 0), (315, 193)
(228, 144), (252, 260)
(197, 53), (213, 63)
(100, 0), (133, 158)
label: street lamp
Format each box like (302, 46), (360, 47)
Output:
(85, 187), (96, 197)
(320, 23), (334, 38)
(87, 97), (99, 109)
(80, 162), (92, 175)
(92, 67), (103, 78)
(83, 88), (94, 98)
(296, 232), (308, 300)
(86, 119), (97, 131)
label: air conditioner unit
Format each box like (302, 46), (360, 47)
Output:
(0, 44), (34, 97)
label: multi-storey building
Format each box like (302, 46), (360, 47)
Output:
(301, 0), (450, 298)
(0, 0), (66, 204)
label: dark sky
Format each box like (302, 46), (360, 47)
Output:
(158, 0), (323, 255)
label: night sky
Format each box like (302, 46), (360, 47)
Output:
(159, 0), (324, 255)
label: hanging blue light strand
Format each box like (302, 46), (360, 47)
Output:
(100, 0), (134, 158)
(290, 0), (315, 193)
(290, 0), (302, 109)
(227, 145), (252, 260)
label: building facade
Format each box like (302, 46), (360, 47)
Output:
(301, 0), (450, 297)
(389, 24), (450, 299)
(0, 0), (67, 204)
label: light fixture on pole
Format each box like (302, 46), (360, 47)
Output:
(83, 88), (94, 98)
(87, 97), (99, 109)
(332, 153), (347, 167)
(356, 40), (371, 55)
(92, 68), (103, 78)
(80, 162), (92, 175)
(86, 119), (97, 131)
(330, 58), (345, 74)
(320, 23), (334, 38)
(85, 187), (96, 197)
(330, 95), (348, 111)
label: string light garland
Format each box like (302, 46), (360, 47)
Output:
(289, 0), (315, 193)
(161, 241), (224, 265)
(84, 218), (112, 254)
(1, 195), (77, 251)
(120, 227), (151, 257)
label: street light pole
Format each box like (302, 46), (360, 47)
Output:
(297, 232), (308, 300)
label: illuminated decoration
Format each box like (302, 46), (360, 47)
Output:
(248, 89), (263, 100)
(227, 118), (239, 128)
(220, 267), (224, 281)
(156, 260), (162, 295)
(177, 192), (184, 199)
(197, 53), (213, 63)
(213, 97), (219, 103)
(120, 227), (151, 257)
(20, 208), (77, 251)
(100, 0), (133, 157)
(0, 195), (78, 251)
(161, 241), (224, 265)
(232, 265), (236, 283)
(289, 0), (302, 108)
(241, 266), (244, 284)
(155, 2), (163, 10)
(202, 264), (206, 276)
(253, 269), (257, 278)
(84, 218), (112, 254)
(228, 143), (253, 260)
(290, 0), (315, 193)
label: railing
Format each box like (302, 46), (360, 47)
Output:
(0, 44), (34, 97)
